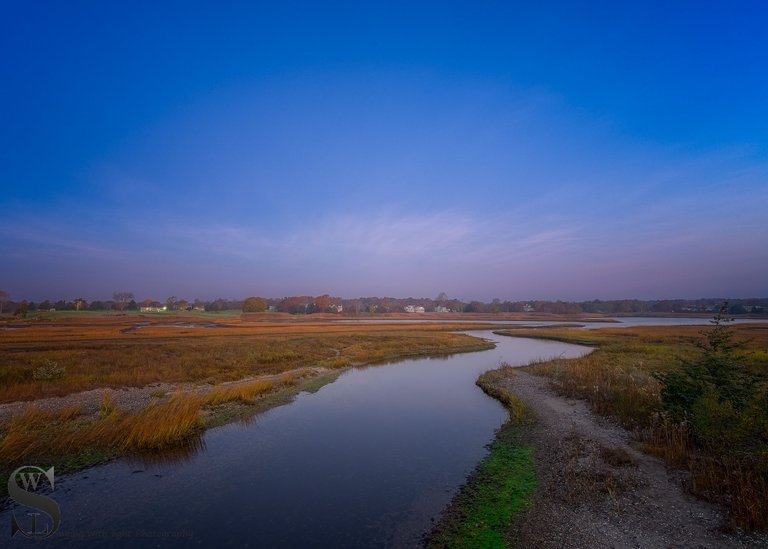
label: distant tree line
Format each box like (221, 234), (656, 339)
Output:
(1, 289), (766, 317)
(253, 295), (768, 316)
(0, 291), (245, 315)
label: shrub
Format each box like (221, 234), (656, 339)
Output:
(655, 303), (760, 447)
(242, 297), (268, 313)
(653, 303), (768, 528)
(32, 359), (66, 380)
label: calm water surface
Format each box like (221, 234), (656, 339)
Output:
(3, 333), (591, 548)
(337, 317), (762, 328)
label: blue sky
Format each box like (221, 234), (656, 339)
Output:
(2, 1), (767, 301)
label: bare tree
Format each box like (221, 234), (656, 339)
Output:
(113, 291), (134, 312)
(0, 290), (8, 314)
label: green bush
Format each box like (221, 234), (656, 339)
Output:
(656, 303), (765, 454)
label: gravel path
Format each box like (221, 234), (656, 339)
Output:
(500, 371), (767, 548)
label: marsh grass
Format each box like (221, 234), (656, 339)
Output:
(0, 323), (493, 497)
(0, 405), (85, 462)
(205, 372), (297, 406)
(687, 457), (768, 530)
(522, 344), (666, 428)
(0, 370), (312, 468)
(476, 364), (532, 424)
(501, 323), (768, 530)
(640, 416), (690, 467)
(0, 325), (491, 403)
(99, 393), (117, 418)
(0, 394), (205, 465)
(114, 394), (205, 450)
(206, 380), (277, 406)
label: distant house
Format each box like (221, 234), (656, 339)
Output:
(329, 304), (343, 313)
(139, 299), (166, 313)
(434, 306), (450, 313)
(404, 305), (425, 313)
(522, 304), (535, 312)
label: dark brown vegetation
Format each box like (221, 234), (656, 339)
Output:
(497, 318), (768, 531)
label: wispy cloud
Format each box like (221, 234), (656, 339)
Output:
(134, 209), (584, 270)
(0, 224), (119, 259)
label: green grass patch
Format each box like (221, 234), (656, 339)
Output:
(428, 364), (537, 547)
(427, 423), (536, 548)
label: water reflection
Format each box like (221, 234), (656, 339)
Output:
(1, 332), (590, 548)
(124, 436), (207, 468)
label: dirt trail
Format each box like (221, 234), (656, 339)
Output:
(499, 370), (766, 548)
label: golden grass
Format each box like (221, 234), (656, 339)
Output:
(0, 405), (85, 462)
(0, 315), (505, 346)
(476, 364), (532, 424)
(114, 394), (204, 450)
(0, 395), (206, 463)
(0, 320), (494, 472)
(0, 320), (492, 403)
(524, 349), (666, 428)
(205, 372), (297, 406)
(0, 370), (316, 466)
(640, 416), (690, 467)
(499, 323), (768, 353)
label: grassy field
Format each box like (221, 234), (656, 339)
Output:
(0, 316), (496, 494)
(0, 316), (501, 402)
(496, 322), (768, 530)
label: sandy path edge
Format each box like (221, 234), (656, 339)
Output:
(497, 370), (767, 548)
